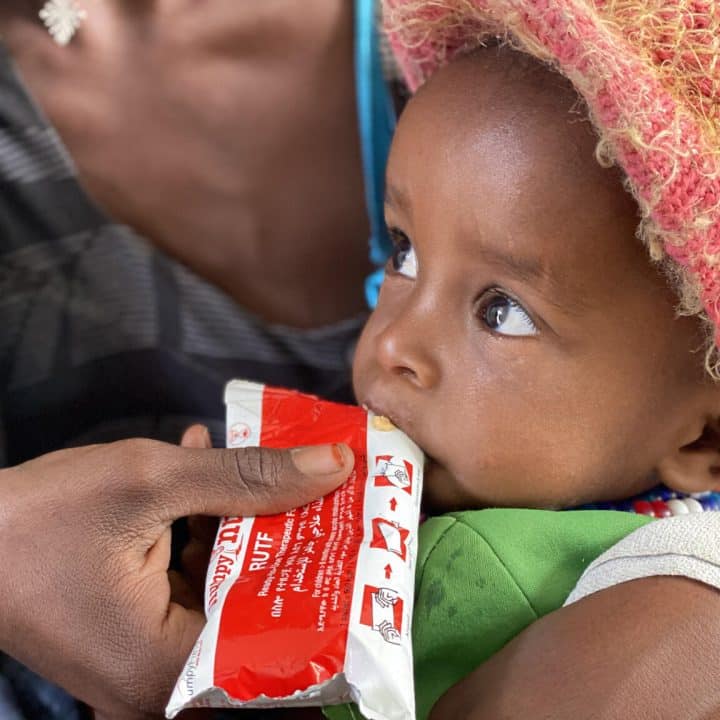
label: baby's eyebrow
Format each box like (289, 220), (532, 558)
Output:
(474, 244), (590, 315)
(476, 245), (547, 284)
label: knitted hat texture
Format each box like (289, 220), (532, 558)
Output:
(384, 0), (720, 372)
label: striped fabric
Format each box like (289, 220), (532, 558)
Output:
(0, 42), (366, 469)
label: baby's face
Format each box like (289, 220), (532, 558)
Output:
(353, 49), (707, 513)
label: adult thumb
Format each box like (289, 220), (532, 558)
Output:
(161, 443), (355, 520)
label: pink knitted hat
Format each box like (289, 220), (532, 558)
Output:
(384, 0), (720, 372)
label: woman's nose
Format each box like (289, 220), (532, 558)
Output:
(375, 310), (441, 389)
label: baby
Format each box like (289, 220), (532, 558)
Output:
(340, 4), (720, 717)
(352, 30), (720, 517)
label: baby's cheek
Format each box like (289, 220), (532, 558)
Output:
(450, 438), (572, 508)
(444, 444), (516, 508)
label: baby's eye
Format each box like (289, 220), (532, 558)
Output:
(388, 229), (418, 279)
(479, 292), (538, 336)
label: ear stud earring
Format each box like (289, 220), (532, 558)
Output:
(39, 0), (87, 46)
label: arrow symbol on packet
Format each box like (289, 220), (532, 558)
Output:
(384, 564), (393, 579)
(389, 497), (398, 512)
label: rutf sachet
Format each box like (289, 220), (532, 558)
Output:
(167, 380), (424, 720)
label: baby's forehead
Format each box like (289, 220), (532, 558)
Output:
(387, 46), (657, 305)
(402, 48), (608, 188)
(394, 50), (632, 221)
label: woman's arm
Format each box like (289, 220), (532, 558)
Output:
(431, 575), (720, 719)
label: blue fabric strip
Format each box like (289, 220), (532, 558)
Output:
(354, 0), (396, 307)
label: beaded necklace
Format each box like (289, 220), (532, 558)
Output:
(579, 487), (720, 517)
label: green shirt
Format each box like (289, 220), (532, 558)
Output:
(326, 508), (651, 720)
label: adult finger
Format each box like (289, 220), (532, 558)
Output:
(180, 424), (212, 449)
(180, 424), (217, 552)
(180, 424), (218, 542)
(178, 425), (217, 599)
(157, 442), (354, 521)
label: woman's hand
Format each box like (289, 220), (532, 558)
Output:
(431, 576), (720, 719)
(0, 437), (353, 719)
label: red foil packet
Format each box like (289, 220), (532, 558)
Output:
(167, 381), (424, 720)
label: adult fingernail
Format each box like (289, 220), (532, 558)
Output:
(291, 444), (349, 476)
(202, 427), (212, 448)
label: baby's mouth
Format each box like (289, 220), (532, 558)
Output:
(361, 401), (450, 509)
(361, 402), (401, 432)
(361, 401), (437, 461)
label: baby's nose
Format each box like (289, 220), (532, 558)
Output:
(375, 317), (440, 389)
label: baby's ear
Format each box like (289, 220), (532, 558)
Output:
(656, 420), (720, 494)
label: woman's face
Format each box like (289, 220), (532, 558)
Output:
(353, 49), (707, 513)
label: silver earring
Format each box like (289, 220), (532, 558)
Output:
(39, 0), (87, 46)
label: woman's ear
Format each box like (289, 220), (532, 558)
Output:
(656, 419), (720, 494)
